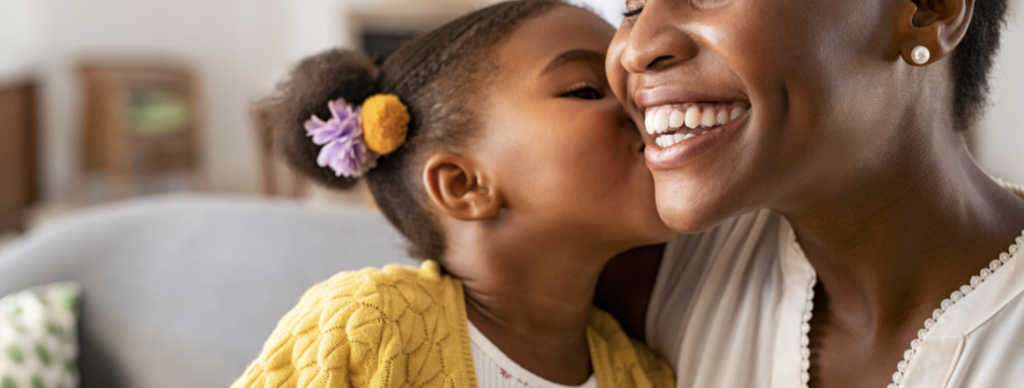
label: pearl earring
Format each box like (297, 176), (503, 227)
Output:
(911, 46), (930, 65)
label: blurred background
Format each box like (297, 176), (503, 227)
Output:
(0, 0), (1021, 242)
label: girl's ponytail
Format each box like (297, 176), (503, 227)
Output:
(257, 49), (379, 190)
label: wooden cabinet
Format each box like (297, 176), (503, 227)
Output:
(0, 80), (39, 231)
(79, 62), (202, 197)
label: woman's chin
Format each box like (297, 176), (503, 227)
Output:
(655, 189), (739, 234)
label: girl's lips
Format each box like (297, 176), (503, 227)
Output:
(644, 109), (749, 169)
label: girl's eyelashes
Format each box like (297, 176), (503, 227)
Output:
(562, 82), (605, 100)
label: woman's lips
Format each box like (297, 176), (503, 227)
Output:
(632, 87), (751, 167)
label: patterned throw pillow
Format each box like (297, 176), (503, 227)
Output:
(0, 283), (80, 388)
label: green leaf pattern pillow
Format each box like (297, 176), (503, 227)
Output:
(0, 283), (80, 388)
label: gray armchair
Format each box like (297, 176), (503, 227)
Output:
(0, 195), (412, 387)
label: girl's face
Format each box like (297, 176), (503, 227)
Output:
(608, 0), (917, 231)
(474, 6), (673, 253)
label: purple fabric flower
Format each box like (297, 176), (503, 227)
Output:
(304, 98), (379, 177)
(317, 134), (378, 177)
(304, 99), (361, 145)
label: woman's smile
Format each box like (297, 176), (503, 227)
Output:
(636, 86), (751, 167)
(642, 103), (750, 168)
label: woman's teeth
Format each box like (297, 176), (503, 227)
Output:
(644, 104), (749, 148)
(656, 132), (698, 148)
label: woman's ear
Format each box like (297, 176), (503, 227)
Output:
(423, 152), (502, 221)
(896, 0), (974, 65)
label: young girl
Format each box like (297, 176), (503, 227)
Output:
(233, 1), (675, 387)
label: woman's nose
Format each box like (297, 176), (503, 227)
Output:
(619, 0), (700, 75)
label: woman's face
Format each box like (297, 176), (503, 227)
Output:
(608, 0), (915, 231)
(474, 6), (673, 252)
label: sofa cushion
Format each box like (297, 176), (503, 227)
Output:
(0, 195), (413, 388)
(0, 282), (80, 388)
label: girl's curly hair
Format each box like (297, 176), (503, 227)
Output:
(256, 0), (568, 260)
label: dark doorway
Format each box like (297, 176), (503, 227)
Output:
(362, 30), (421, 66)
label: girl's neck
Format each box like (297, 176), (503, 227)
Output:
(444, 233), (617, 385)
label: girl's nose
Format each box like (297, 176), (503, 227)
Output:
(619, 0), (700, 75)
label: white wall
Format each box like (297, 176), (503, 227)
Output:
(572, 0), (623, 26)
(976, 0), (1024, 184)
(0, 0), (43, 78)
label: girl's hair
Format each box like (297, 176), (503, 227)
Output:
(953, 0), (1009, 130)
(258, 0), (567, 260)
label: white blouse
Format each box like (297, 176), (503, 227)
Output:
(469, 320), (598, 388)
(647, 182), (1024, 388)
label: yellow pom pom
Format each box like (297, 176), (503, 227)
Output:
(361, 94), (410, 155)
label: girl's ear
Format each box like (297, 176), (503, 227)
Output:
(423, 152), (502, 221)
(895, 0), (974, 66)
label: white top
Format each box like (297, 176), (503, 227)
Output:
(469, 320), (598, 388)
(647, 183), (1024, 388)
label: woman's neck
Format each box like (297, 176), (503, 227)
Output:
(779, 140), (1024, 333)
(443, 231), (616, 385)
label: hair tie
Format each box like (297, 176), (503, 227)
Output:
(303, 94), (410, 177)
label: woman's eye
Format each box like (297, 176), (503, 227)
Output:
(622, 0), (644, 18)
(622, 6), (643, 18)
(562, 84), (605, 100)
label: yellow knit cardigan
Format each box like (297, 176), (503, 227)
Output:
(234, 261), (674, 388)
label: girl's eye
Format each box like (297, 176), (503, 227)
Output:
(562, 83), (605, 100)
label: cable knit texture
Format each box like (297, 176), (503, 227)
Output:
(233, 261), (674, 388)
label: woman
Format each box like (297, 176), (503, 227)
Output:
(597, 0), (1024, 387)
